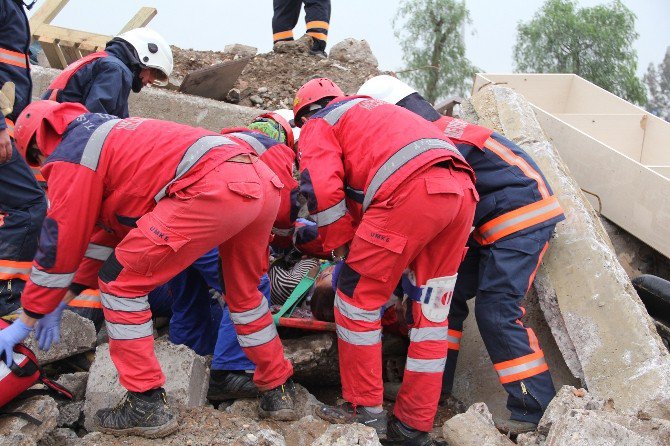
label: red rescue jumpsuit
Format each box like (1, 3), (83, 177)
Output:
(21, 112), (293, 392)
(297, 96), (478, 431)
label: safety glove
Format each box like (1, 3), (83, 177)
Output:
(35, 301), (67, 351)
(0, 318), (32, 367)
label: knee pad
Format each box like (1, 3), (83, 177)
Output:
(99, 251), (123, 284)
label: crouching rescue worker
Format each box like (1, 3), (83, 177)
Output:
(293, 78), (477, 445)
(0, 100), (298, 437)
(41, 27), (173, 118)
(358, 75), (565, 434)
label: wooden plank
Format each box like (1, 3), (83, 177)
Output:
(119, 7), (158, 33)
(29, 0), (70, 29)
(37, 36), (66, 69)
(179, 58), (252, 101)
(33, 24), (109, 48)
(78, 41), (100, 56)
(58, 41), (82, 65)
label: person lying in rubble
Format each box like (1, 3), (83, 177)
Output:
(292, 77), (477, 446)
(358, 75), (566, 435)
(0, 100), (298, 438)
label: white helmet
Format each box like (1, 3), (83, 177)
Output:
(115, 27), (173, 86)
(357, 75), (416, 105)
(274, 108), (300, 142)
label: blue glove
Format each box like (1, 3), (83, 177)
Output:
(296, 218), (316, 227)
(331, 260), (344, 291)
(0, 319), (32, 367)
(35, 301), (67, 351)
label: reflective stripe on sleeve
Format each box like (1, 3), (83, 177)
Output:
(228, 132), (267, 156)
(84, 243), (114, 261)
(0, 260), (32, 281)
(229, 298), (270, 325)
(336, 325), (381, 346)
(322, 98), (366, 126)
(30, 267), (74, 288)
(80, 119), (121, 171)
(335, 295), (381, 323)
(100, 292), (150, 313)
(362, 138), (463, 211)
(237, 323), (278, 347)
(405, 357), (446, 373)
(313, 199), (347, 227)
(494, 351), (549, 384)
(409, 326), (449, 343)
(106, 320), (153, 340)
(0, 48), (28, 68)
(154, 135), (235, 202)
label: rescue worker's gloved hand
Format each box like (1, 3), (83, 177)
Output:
(35, 301), (67, 351)
(331, 261), (344, 291)
(0, 319), (32, 367)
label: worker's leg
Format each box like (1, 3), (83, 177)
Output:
(98, 160), (271, 393)
(0, 142), (47, 317)
(218, 160), (293, 391)
(473, 226), (557, 424)
(393, 167), (477, 432)
(272, 0), (302, 44)
(303, 0), (331, 52)
(440, 247), (481, 396)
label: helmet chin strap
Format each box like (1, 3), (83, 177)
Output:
(23, 0), (37, 10)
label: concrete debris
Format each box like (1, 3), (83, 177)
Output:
(442, 403), (515, 446)
(37, 428), (79, 446)
(311, 423), (381, 446)
(329, 38), (379, 68)
(56, 401), (83, 428)
(224, 43), (258, 59)
(282, 415), (330, 446)
(23, 311), (96, 365)
(466, 84), (670, 420)
(283, 333), (340, 385)
(224, 383), (320, 420)
(0, 396), (59, 446)
(83, 340), (208, 431)
(537, 386), (612, 435)
(54, 372), (89, 400)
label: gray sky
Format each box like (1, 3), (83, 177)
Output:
(31, 0), (669, 76)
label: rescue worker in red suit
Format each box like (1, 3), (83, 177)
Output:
(41, 27), (173, 118)
(0, 0), (48, 318)
(292, 78), (478, 446)
(358, 75), (566, 434)
(0, 100), (299, 438)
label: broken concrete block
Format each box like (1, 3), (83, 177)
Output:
(83, 339), (208, 431)
(37, 428), (79, 446)
(545, 409), (670, 446)
(283, 333), (339, 385)
(0, 396), (59, 446)
(56, 401), (83, 428)
(30, 65), (261, 131)
(224, 44), (258, 58)
(55, 372), (89, 400)
(311, 423), (381, 446)
(329, 38), (379, 68)
(466, 84), (670, 421)
(442, 403), (515, 446)
(283, 415), (330, 446)
(537, 386), (611, 435)
(23, 311), (96, 365)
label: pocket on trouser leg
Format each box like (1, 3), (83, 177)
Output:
(115, 216), (191, 277)
(344, 220), (407, 283)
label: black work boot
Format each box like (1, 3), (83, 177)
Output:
(96, 388), (177, 438)
(258, 378), (298, 421)
(316, 402), (388, 440)
(387, 418), (445, 446)
(207, 370), (259, 401)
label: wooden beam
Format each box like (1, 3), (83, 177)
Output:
(29, 0), (70, 29)
(119, 7), (157, 33)
(58, 41), (82, 65)
(33, 24), (109, 48)
(37, 36), (66, 69)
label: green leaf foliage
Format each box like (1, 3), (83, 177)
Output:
(393, 0), (477, 103)
(514, 0), (647, 105)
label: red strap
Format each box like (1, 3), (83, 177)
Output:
(40, 377), (74, 400)
(47, 51), (108, 99)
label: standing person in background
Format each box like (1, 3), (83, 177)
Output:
(0, 0), (48, 318)
(272, 0), (331, 58)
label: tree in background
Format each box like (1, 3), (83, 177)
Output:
(644, 48), (670, 122)
(514, 0), (646, 105)
(393, 0), (476, 103)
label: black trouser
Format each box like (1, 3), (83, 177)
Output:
(272, 0), (331, 51)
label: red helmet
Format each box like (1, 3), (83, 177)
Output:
(293, 78), (344, 127)
(256, 110), (295, 150)
(14, 100), (88, 160)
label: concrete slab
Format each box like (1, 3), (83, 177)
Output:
(179, 58), (252, 101)
(0, 396), (59, 446)
(83, 339), (208, 431)
(466, 84), (670, 420)
(442, 403), (515, 446)
(24, 310), (96, 365)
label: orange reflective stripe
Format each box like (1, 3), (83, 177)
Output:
(0, 47), (27, 68)
(307, 32), (328, 41)
(4, 118), (14, 138)
(474, 196), (563, 245)
(528, 242), (549, 291)
(69, 289), (102, 309)
(485, 137), (549, 199)
(30, 166), (45, 183)
(447, 329), (462, 351)
(306, 21), (329, 30)
(0, 260), (32, 281)
(273, 30), (294, 41)
(494, 351), (548, 384)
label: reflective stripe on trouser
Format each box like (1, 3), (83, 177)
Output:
(69, 288), (102, 309)
(334, 164), (477, 432)
(0, 260), (31, 281)
(442, 226), (557, 423)
(98, 159), (292, 392)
